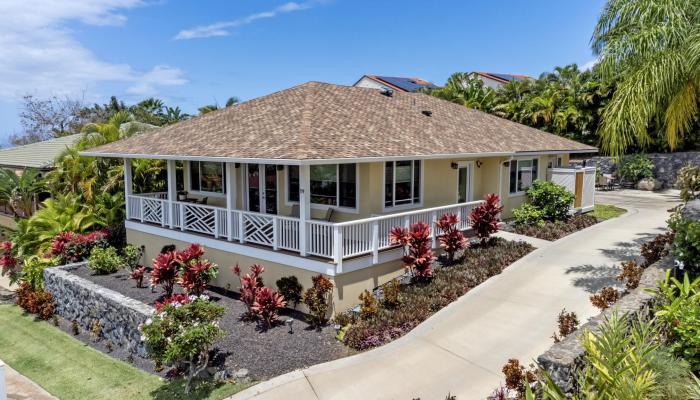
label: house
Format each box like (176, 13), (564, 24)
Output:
(473, 72), (532, 90)
(0, 134), (81, 174)
(82, 82), (596, 311)
(354, 75), (437, 92)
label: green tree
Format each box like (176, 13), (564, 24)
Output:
(592, 0), (700, 156)
(0, 169), (45, 218)
(427, 72), (497, 112)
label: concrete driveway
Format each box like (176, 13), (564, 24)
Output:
(230, 190), (679, 400)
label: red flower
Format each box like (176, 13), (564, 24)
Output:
(154, 294), (192, 311)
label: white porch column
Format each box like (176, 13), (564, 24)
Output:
(299, 164), (310, 257)
(124, 158), (133, 220)
(166, 160), (176, 228)
(225, 162), (237, 241)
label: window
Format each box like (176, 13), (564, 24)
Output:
(384, 160), (421, 208)
(190, 161), (225, 193)
(287, 164), (357, 208)
(509, 159), (539, 194)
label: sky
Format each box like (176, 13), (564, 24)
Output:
(0, 0), (607, 145)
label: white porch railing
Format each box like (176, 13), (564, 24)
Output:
(126, 193), (484, 264)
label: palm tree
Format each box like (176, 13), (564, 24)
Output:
(0, 169), (45, 218)
(164, 107), (190, 123)
(198, 97), (240, 115)
(592, 0), (700, 156)
(428, 72), (497, 112)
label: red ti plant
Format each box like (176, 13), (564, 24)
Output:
(0, 241), (21, 284)
(470, 193), (503, 244)
(233, 264), (265, 317)
(251, 287), (286, 329)
(151, 251), (179, 296)
(130, 266), (146, 288)
(177, 244), (218, 295)
(154, 293), (191, 312)
(435, 213), (468, 264)
(50, 230), (109, 264)
(390, 221), (434, 280)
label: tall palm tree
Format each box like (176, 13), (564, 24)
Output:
(198, 97), (240, 115)
(592, 0), (700, 156)
(0, 169), (45, 218)
(428, 72), (497, 112)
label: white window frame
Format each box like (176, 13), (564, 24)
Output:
(455, 161), (475, 203)
(285, 164), (360, 214)
(382, 160), (424, 212)
(188, 161), (226, 198)
(509, 158), (540, 197)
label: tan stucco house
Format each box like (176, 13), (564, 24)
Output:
(83, 82), (597, 311)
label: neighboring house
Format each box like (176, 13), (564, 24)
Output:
(354, 74), (437, 92)
(473, 72), (532, 90)
(83, 82), (596, 311)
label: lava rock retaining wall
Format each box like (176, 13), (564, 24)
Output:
(536, 256), (670, 393)
(583, 151), (700, 188)
(44, 262), (154, 356)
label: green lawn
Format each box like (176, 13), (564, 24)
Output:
(0, 305), (250, 400)
(591, 203), (627, 220)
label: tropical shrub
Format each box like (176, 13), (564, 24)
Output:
(276, 276), (303, 308)
(19, 255), (54, 290)
(381, 279), (401, 308)
(390, 221), (435, 280)
(358, 290), (378, 320)
(618, 260), (643, 290)
(618, 153), (654, 183)
(501, 359), (536, 397)
(87, 246), (123, 274)
(16, 282), (54, 320)
(511, 214), (598, 241)
(590, 286), (620, 311)
(513, 203), (545, 227)
(677, 164), (700, 202)
(130, 266), (146, 288)
(303, 274), (334, 328)
(177, 244), (217, 296)
(525, 180), (574, 222)
(654, 272), (700, 370)
(154, 293), (192, 312)
(233, 264), (264, 316)
(140, 296), (225, 394)
(641, 231), (674, 267)
(435, 213), (467, 264)
(552, 308), (579, 343)
(50, 230), (109, 265)
(470, 193), (503, 243)
(669, 217), (700, 275)
(151, 251), (179, 296)
(122, 244), (143, 270)
(0, 241), (21, 285)
(251, 287), (285, 329)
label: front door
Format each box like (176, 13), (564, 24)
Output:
(457, 162), (473, 203)
(246, 164), (278, 214)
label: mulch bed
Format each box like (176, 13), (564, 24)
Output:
(70, 265), (352, 380)
(502, 214), (599, 241)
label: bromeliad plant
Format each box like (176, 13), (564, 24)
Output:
(470, 193), (503, 244)
(435, 213), (468, 264)
(390, 221), (435, 280)
(140, 296), (224, 394)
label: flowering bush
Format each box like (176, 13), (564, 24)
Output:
(470, 193), (503, 243)
(233, 264), (264, 316)
(140, 296), (224, 394)
(151, 251), (179, 296)
(435, 213), (468, 264)
(130, 266), (146, 288)
(669, 217), (700, 274)
(390, 221), (434, 279)
(0, 241), (20, 284)
(251, 287), (286, 328)
(154, 293), (192, 311)
(177, 244), (218, 295)
(303, 274), (334, 328)
(50, 230), (109, 264)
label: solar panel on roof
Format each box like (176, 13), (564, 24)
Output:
(376, 76), (435, 92)
(489, 73), (516, 82)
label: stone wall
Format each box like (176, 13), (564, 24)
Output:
(536, 257), (670, 393)
(43, 262), (154, 356)
(582, 151), (700, 188)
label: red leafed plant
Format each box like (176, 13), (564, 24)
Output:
(0, 241), (20, 284)
(177, 244), (217, 295)
(151, 251), (179, 296)
(130, 266), (146, 288)
(233, 264), (265, 317)
(470, 193), (503, 244)
(251, 287), (286, 328)
(154, 293), (192, 311)
(435, 213), (468, 264)
(50, 230), (109, 264)
(390, 221), (434, 280)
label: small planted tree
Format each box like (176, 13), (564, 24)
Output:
(130, 266), (146, 288)
(303, 274), (334, 328)
(251, 287), (286, 329)
(233, 264), (265, 317)
(151, 251), (179, 296)
(141, 296), (224, 394)
(435, 213), (468, 264)
(390, 221), (434, 280)
(470, 193), (503, 244)
(176, 244), (218, 296)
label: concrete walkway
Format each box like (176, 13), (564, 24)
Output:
(1, 362), (57, 400)
(232, 190), (677, 400)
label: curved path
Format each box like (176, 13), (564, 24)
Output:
(230, 190), (679, 400)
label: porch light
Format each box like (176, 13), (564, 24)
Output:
(503, 161), (510, 167)
(276, 165), (284, 171)
(235, 163), (241, 168)
(476, 160), (483, 168)
(450, 162), (458, 169)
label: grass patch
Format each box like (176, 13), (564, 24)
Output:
(591, 203), (627, 220)
(509, 214), (599, 241)
(0, 305), (250, 400)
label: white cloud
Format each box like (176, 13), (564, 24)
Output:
(581, 58), (599, 71)
(0, 0), (187, 100)
(175, 1), (316, 40)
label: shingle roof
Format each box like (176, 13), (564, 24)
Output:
(83, 82), (596, 162)
(476, 72), (532, 84)
(0, 134), (81, 170)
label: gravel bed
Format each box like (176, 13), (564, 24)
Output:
(71, 265), (351, 380)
